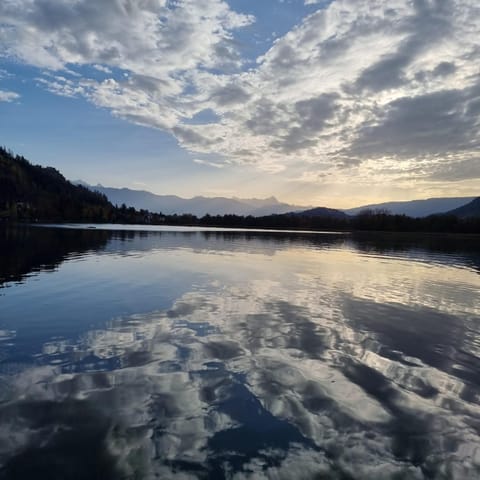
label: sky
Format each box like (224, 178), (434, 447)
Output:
(0, 0), (479, 208)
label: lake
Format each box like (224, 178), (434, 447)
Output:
(1, 224), (479, 479)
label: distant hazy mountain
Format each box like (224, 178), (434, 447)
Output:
(447, 197), (480, 218)
(294, 206), (348, 219)
(77, 184), (311, 217)
(343, 197), (476, 218)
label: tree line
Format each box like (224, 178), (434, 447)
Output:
(1, 146), (479, 233)
(112, 207), (480, 234)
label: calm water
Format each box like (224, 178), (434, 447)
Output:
(1, 225), (480, 479)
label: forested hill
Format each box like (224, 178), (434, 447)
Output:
(0, 147), (114, 222)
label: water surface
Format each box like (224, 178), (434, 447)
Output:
(1, 225), (479, 479)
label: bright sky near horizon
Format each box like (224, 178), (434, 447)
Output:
(0, 0), (479, 208)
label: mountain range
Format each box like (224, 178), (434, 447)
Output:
(77, 183), (312, 217)
(343, 197), (476, 218)
(78, 182), (477, 218)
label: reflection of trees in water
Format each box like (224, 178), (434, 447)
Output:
(87, 228), (480, 274)
(1, 226), (479, 287)
(0, 226), (111, 286)
(349, 232), (480, 273)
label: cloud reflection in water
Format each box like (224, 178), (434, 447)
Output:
(0, 228), (479, 479)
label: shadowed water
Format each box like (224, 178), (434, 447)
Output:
(0, 225), (479, 479)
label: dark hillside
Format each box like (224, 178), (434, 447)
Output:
(0, 147), (114, 222)
(295, 206), (348, 219)
(447, 197), (480, 218)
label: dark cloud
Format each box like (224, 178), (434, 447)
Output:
(349, 85), (480, 159)
(295, 94), (339, 131)
(210, 83), (251, 106)
(244, 99), (290, 136)
(354, 52), (410, 92)
(271, 94), (339, 153)
(353, 0), (452, 93)
(271, 128), (319, 153)
(432, 61), (457, 77)
(127, 74), (170, 95)
(265, 44), (301, 74)
(172, 125), (219, 147)
(414, 61), (457, 83)
(426, 158), (480, 182)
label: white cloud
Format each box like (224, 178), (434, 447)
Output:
(0, 89), (19, 102)
(0, 0), (253, 73)
(0, 69), (14, 79)
(193, 158), (225, 168)
(92, 64), (112, 74)
(1, 0), (480, 194)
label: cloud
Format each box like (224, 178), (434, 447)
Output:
(432, 61), (457, 77)
(0, 0), (254, 127)
(270, 94), (339, 153)
(425, 157), (480, 182)
(193, 158), (225, 168)
(1, 0), (480, 190)
(348, 86), (480, 159)
(0, 89), (19, 102)
(92, 64), (112, 74)
(0, 0), (254, 73)
(209, 83), (251, 106)
(352, 0), (453, 93)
